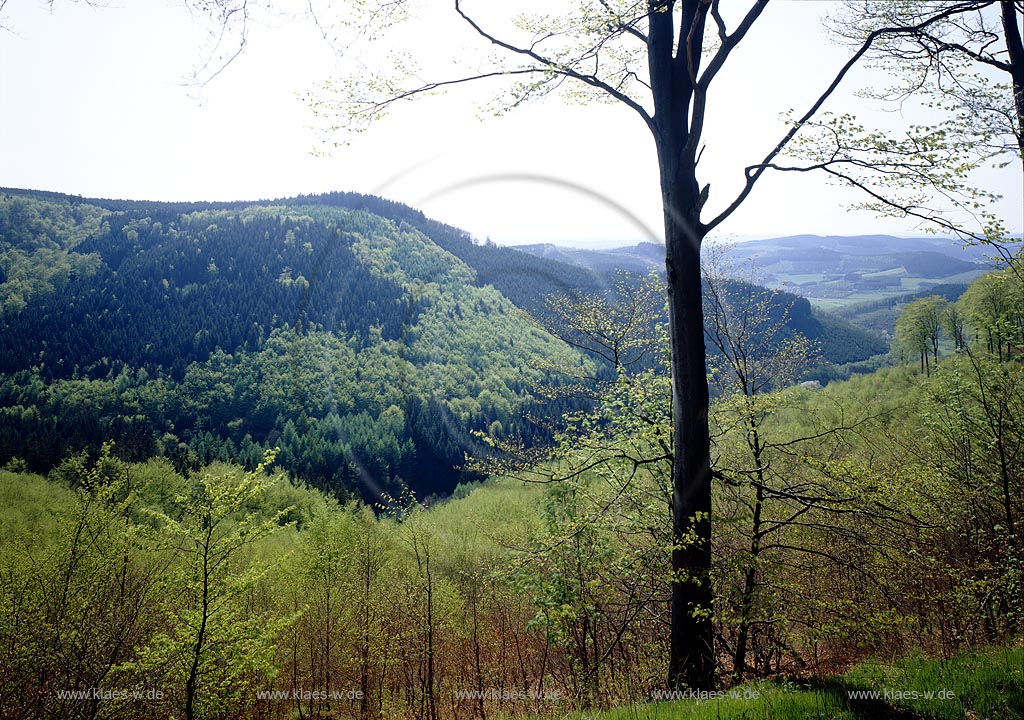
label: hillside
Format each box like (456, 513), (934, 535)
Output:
(830, 283), (972, 336)
(0, 189), (588, 499)
(515, 233), (1010, 350)
(3, 336), (1021, 719)
(0, 190), (913, 501)
(2, 190), (1022, 720)
(707, 278), (888, 368)
(514, 241), (666, 274)
(725, 234), (995, 309)
(282, 192), (611, 317)
(515, 240), (888, 367)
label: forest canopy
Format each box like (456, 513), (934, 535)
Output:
(0, 189), (885, 499)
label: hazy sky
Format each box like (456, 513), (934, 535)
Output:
(1, 1), (1021, 248)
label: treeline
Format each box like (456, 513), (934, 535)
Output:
(830, 282), (970, 335)
(1, 187), (608, 320)
(892, 267), (1024, 373)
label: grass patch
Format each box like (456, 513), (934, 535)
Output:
(773, 273), (826, 285)
(838, 645), (1024, 720)
(514, 645), (1022, 720)
(509, 682), (861, 720)
(808, 297), (856, 311)
(863, 267), (907, 277)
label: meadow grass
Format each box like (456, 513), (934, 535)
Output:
(512, 645), (1023, 720)
(839, 644), (1024, 720)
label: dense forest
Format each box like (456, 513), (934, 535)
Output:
(0, 190), (597, 499)
(0, 189), (884, 500)
(3, 0), (1023, 713)
(2, 188), (1021, 720)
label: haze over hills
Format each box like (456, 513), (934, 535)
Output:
(514, 241), (666, 274)
(518, 234), (995, 289)
(721, 235), (1009, 335)
(517, 233), (1008, 336)
(725, 234), (994, 307)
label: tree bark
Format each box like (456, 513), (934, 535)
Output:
(650, 0), (716, 691)
(185, 531), (212, 720)
(662, 175), (715, 690)
(733, 426), (766, 683)
(999, 0), (1024, 174)
(360, 537), (372, 720)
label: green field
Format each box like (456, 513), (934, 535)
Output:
(807, 292), (892, 311)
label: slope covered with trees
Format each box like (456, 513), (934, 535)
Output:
(0, 189), (587, 499)
(1, 188), (890, 500)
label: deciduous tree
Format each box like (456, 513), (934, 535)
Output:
(58, 0), (989, 690)
(301, 1), (921, 688)
(133, 451), (291, 720)
(894, 296), (948, 375)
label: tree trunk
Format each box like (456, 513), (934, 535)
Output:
(185, 539), (211, 720)
(648, 0), (715, 691)
(999, 0), (1024, 175)
(662, 176), (715, 691)
(733, 427), (766, 683)
(471, 585), (486, 720)
(360, 540), (372, 720)
(423, 544), (437, 720)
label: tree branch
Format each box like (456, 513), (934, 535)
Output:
(706, 3), (981, 232)
(453, 0), (653, 130)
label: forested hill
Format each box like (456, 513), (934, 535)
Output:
(0, 189), (590, 500)
(0, 188), (887, 500)
(3, 188), (608, 317)
(3, 187), (885, 365)
(318, 193), (887, 367)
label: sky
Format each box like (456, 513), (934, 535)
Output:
(1, 0), (1021, 248)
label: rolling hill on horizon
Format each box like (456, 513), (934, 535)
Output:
(516, 233), (1009, 338)
(517, 233), (996, 280)
(724, 234), (994, 308)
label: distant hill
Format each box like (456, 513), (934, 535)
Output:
(516, 237), (889, 367)
(706, 279), (888, 368)
(284, 204), (886, 366)
(731, 233), (1000, 259)
(514, 241), (665, 274)
(723, 234), (998, 309)
(517, 235), (997, 304)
